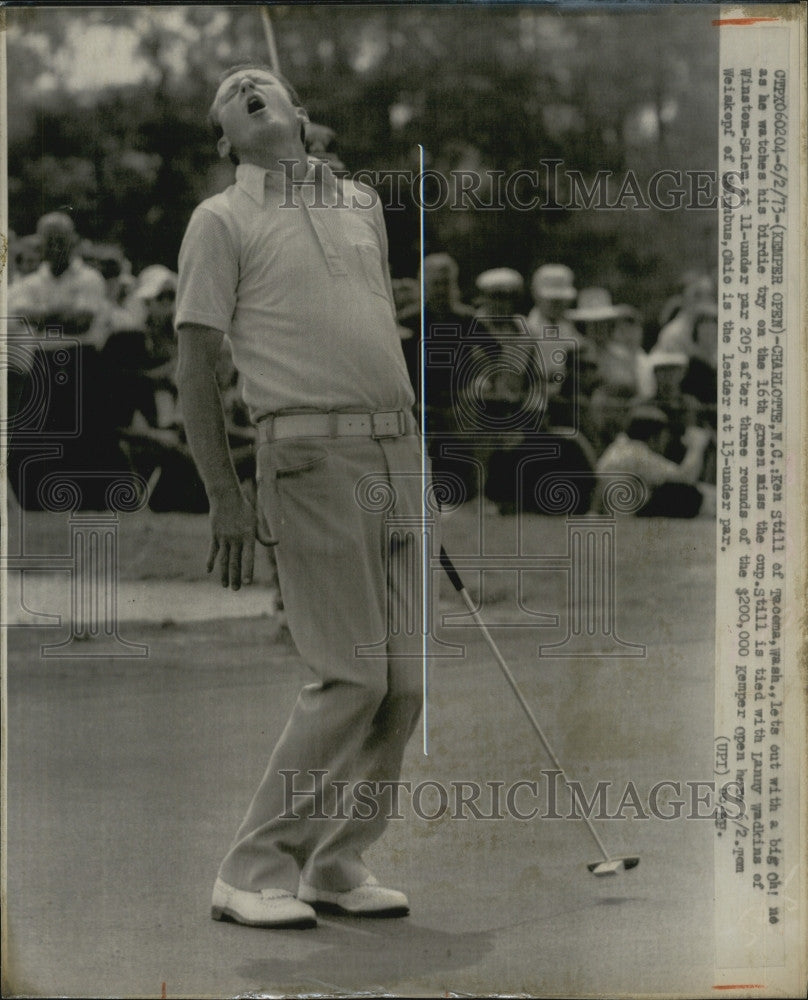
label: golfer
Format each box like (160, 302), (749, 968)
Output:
(175, 63), (431, 929)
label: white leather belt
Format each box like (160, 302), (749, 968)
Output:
(257, 410), (411, 443)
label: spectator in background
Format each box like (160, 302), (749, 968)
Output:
(6, 213), (130, 509)
(102, 264), (180, 430)
(473, 268), (595, 515)
(584, 301), (656, 454)
(304, 121), (346, 175)
(11, 234), (42, 283)
(391, 277), (419, 317)
(527, 264), (578, 339)
(594, 405), (711, 518)
(474, 267), (539, 431)
(398, 253), (477, 401)
(82, 241), (135, 308)
(654, 274), (716, 355)
(679, 304), (718, 421)
(658, 271), (714, 329)
(565, 286), (621, 451)
(645, 352), (701, 464)
(398, 254), (484, 500)
(132, 265), (181, 382)
(526, 263), (580, 411)
(109, 265), (253, 514)
(612, 305), (656, 399)
(8, 212), (109, 345)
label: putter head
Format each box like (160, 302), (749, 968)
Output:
(587, 857), (640, 876)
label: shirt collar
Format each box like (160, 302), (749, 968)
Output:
(235, 158), (337, 207)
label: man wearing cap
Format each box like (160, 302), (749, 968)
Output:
(175, 63), (429, 930)
(526, 264), (578, 341)
(526, 264), (581, 405)
(471, 268), (539, 511)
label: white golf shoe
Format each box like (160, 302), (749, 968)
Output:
(211, 877), (317, 928)
(298, 875), (409, 917)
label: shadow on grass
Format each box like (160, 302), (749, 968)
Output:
(235, 919), (495, 994)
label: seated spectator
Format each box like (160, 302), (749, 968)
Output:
(654, 275), (716, 355)
(399, 254), (479, 406)
(680, 306), (718, 420)
(110, 268), (254, 514)
(398, 254), (490, 500)
(7, 213), (109, 345)
(132, 265), (180, 372)
(594, 405), (711, 517)
(6, 214), (131, 510)
(565, 286), (619, 355)
(126, 342), (252, 515)
(474, 267), (539, 420)
(102, 265), (179, 428)
(646, 352), (700, 462)
(82, 241), (135, 307)
(391, 277), (420, 317)
(657, 270), (713, 328)
(526, 263), (580, 405)
(585, 303), (655, 454)
(565, 287), (622, 450)
(527, 263), (578, 340)
(10, 233), (42, 283)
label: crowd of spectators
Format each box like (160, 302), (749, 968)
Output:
(400, 254), (717, 518)
(6, 213), (254, 513)
(5, 212), (717, 520)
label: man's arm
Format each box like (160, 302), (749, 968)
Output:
(175, 322), (257, 590)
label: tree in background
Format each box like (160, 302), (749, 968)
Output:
(7, 5), (717, 319)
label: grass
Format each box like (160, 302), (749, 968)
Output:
(7, 502), (716, 637)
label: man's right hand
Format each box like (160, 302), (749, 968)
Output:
(207, 492), (258, 591)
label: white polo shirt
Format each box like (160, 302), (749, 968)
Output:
(175, 160), (414, 421)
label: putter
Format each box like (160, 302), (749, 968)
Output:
(439, 546), (640, 877)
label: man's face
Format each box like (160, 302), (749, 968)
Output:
(424, 268), (455, 311)
(614, 318), (643, 350)
(483, 291), (518, 318)
(212, 69), (303, 159)
(537, 296), (569, 322)
(41, 227), (74, 275)
(16, 243), (41, 276)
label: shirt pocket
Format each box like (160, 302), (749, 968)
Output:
(356, 242), (389, 300)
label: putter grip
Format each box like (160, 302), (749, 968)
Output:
(439, 546), (465, 593)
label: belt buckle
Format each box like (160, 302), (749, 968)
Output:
(371, 410), (401, 439)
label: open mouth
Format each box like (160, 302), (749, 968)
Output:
(246, 95), (266, 115)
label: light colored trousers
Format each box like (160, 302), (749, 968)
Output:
(218, 430), (435, 894)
